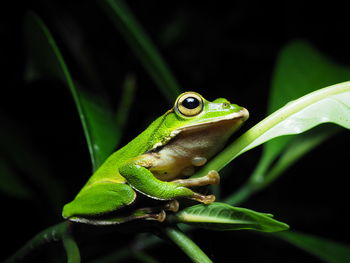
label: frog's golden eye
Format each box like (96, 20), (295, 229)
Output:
(176, 92), (203, 117)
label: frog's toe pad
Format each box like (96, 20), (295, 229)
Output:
(164, 200), (180, 212)
(207, 170), (220, 185)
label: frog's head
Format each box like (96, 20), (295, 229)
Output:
(173, 91), (248, 127)
(151, 91), (249, 150)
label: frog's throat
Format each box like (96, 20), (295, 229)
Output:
(150, 108), (248, 151)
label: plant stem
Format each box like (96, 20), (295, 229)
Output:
(163, 227), (213, 263)
(62, 232), (81, 263)
(5, 221), (80, 263)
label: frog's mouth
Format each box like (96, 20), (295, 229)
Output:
(151, 108), (249, 150)
(176, 107), (249, 133)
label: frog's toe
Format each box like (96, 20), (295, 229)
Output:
(191, 193), (216, 204)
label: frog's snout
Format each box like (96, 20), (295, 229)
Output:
(240, 107), (249, 121)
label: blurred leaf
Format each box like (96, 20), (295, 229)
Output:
(159, 13), (187, 47)
(226, 125), (340, 205)
(115, 73), (136, 130)
(269, 40), (350, 113)
(5, 221), (74, 262)
(174, 202), (289, 232)
(0, 114), (64, 207)
(98, 0), (182, 102)
(275, 231), (350, 263)
(88, 235), (161, 263)
(133, 251), (160, 263)
(0, 159), (32, 199)
(257, 125), (340, 186)
(24, 12), (120, 171)
(252, 40), (350, 181)
(48, 8), (105, 91)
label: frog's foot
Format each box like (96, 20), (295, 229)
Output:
(172, 170), (220, 187)
(143, 210), (166, 222)
(164, 200), (180, 212)
(137, 200), (179, 222)
(171, 171), (218, 205)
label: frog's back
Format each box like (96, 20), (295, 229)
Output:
(85, 114), (170, 185)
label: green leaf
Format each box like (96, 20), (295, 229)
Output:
(174, 202), (289, 232)
(275, 231), (350, 263)
(194, 81), (350, 181)
(24, 12), (120, 170)
(98, 0), (182, 102)
(253, 40), (350, 181)
(236, 81), (350, 157)
(213, 41), (350, 205)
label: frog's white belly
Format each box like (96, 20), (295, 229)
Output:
(150, 122), (233, 181)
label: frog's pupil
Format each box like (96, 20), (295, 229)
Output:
(182, 97), (199, 109)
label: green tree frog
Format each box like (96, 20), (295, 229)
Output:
(63, 92), (249, 224)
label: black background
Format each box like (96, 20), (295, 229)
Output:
(1, 1), (350, 262)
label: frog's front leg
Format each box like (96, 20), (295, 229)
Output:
(119, 161), (216, 204)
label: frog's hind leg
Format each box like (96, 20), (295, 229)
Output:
(131, 199), (179, 222)
(129, 199), (179, 223)
(94, 200), (179, 225)
(62, 182), (137, 220)
(66, 199), (179, 225)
